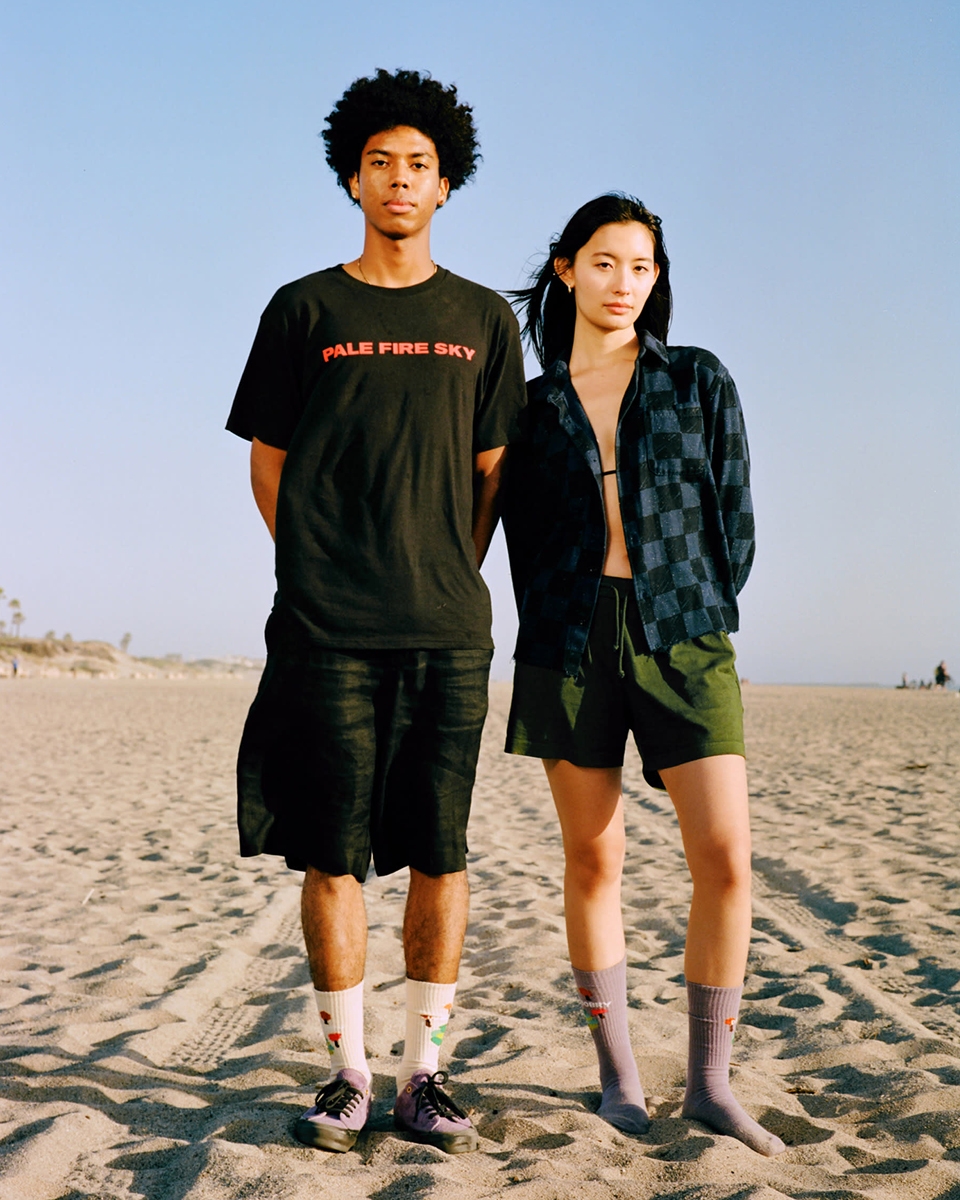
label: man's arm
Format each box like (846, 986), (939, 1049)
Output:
(472, 446), (508, 567)
(250, 437), (288, 541)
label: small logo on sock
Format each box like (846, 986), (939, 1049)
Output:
(319, 1010), (332, 1024)
(584, 1004), (608, 1032)
(423, 1004), (453, 1045)
(421, 1003), (453, 1031)
(578, 987), (593, 1000)
(324, 1030), (341, 1055)
(725, 1016), (737, 1037)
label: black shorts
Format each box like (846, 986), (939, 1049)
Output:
(237, 618), (492, 882)
(505, 577), (744, 789)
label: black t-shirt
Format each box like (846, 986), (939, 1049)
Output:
(227, 265), (527, 649)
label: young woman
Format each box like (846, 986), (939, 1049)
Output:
(503, 194), (784, 1156)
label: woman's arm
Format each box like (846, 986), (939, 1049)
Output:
(707, 369), (755, 593)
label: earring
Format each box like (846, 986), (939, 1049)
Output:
(566, 283), (573, 294)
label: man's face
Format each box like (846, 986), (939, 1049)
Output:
(348, 125), (450, 240)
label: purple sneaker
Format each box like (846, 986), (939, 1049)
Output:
(394, 1070), (478, 1153)
(294, 1068), (371, 1152)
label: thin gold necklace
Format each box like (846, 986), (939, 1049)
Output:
(355, 256), (437, 284)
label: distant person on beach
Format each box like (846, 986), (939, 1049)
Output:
(935, 662), (950, 689)
(503, 195), (784, 1155)
(226, 70), (526, 1155)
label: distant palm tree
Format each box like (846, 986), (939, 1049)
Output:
(120, 632), (132, 654)
(9, 600), (24, 637)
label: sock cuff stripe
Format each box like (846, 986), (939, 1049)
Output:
(572, 956), (627, 989)
(405, 979), (457, 1016)
(686, 981), (743, 1020)
(313, 979), (364, 1000)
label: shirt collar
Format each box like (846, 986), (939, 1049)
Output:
(639, 330), (669, 362)
(537, 330), (669, 396)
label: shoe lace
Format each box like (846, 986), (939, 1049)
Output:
(414, 1071), (468, 1121)
(314, 1076), (363, 1117)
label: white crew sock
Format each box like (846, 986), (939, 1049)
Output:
(314, 980), (370, 1084)
(396, 978), (457, 1094)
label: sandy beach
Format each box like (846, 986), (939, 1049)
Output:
(1, 678), (959, 1199)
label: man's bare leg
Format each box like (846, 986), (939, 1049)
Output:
(395, 868), (469, 1097)
(394, 869), (476, 1149)
(301, 866), (367, 989)
(300, 866), (370, 1082)
(294, 867), (371, 1149)
(403, 867), (469, 983)
(301, 859), (466, 988)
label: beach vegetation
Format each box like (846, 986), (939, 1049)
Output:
(8, 599), (24, 637)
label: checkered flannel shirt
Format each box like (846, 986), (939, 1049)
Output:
(503, 333), (755, 677)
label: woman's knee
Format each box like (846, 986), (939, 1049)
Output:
(688, 836), (752, 894)
(566, 835), (625, 892)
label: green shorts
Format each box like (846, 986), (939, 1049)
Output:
(505, 577), (744, 789)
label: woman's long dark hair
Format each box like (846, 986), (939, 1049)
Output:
(513, 193), (672, 369)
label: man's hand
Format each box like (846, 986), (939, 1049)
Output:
(251, 437), (287, 541)
(472, 446), (507, 567)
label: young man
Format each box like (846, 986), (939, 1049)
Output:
(226, 69), (526, 1154)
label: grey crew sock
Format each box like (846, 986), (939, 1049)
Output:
(682, 982), (785, 1156)
(572, 958), (649, 1134)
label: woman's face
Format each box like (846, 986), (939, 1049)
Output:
(557, 221), (660, 338)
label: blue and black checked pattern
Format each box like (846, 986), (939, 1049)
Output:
(503, 333), (755, 677)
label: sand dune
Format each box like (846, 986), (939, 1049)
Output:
(0, 636), (263, 679)
(1, 678), (959, 1199)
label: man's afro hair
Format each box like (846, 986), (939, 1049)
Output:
(322, 68), (480, 201)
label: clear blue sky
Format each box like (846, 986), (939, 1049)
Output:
(2, 0), (957, 683)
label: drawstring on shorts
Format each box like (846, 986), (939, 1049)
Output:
(600, 580), (630, 679)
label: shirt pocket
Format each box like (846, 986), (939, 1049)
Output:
(652, 456), (706, 482)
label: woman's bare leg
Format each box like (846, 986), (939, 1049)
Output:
(660, 754), (784, 1156)
(544, 759), (648, 1133)
(658, 754), (752, 987)
(544, 759), (625, 970)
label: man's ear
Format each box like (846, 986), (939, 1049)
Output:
(348, 172), (360, 202)
(437, 176), (450, 208)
